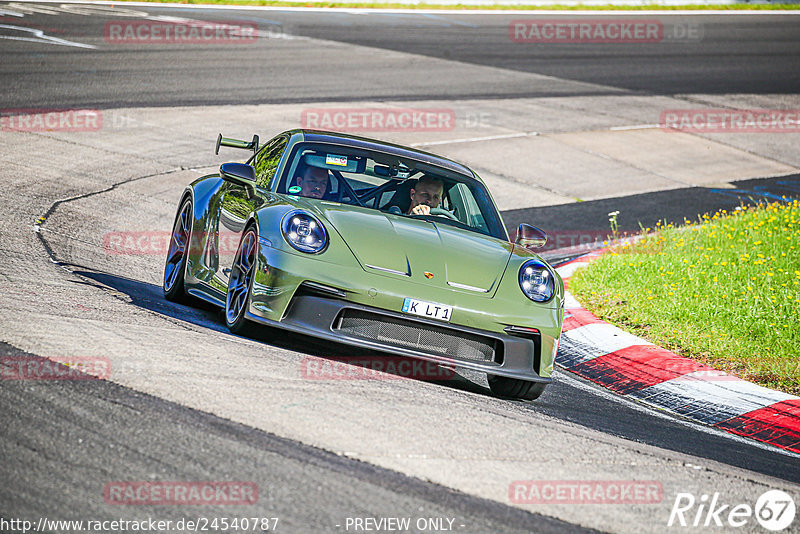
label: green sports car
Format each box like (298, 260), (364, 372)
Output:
(163, 130), (564, 400)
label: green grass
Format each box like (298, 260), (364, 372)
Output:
(569, 200), (800, 395)
(113, 0), (800, 10)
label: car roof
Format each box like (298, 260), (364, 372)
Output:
(288, 129), (476, 178)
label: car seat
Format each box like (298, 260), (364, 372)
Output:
(382, 179), (417, 214)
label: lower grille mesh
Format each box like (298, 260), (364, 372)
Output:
(335, 309), (497, 362)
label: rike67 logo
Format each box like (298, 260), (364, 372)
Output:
(668, 490), (795, 531)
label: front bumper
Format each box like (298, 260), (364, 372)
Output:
(246, 292), (552, 383)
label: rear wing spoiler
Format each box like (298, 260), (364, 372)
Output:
(215, 133), (259, 157)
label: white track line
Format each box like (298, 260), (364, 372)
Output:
(410, 131), (538, 148)
(12, 0), (800, 15)
(0, 23), (96, 48)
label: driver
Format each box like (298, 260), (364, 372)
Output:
(295, 164), (329, 199)
(407, 175), (444, 215)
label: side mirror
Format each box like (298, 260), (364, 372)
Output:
(516, 223), (547, 249)
(220, 162), (257, 197)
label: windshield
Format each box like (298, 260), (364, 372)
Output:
(277, 142), (507, 240)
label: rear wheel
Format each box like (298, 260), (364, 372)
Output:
(226, 227), (259, 336)
(488, 375), (547, 401)
(163, 198), (193, 303)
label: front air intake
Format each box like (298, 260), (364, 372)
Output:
(334, 309), (501, 363)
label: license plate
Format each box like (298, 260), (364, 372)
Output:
(401, 298), (453, 322)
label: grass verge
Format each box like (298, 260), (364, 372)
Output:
(569, 200), (800, 395)
(113, 0), (800, 10)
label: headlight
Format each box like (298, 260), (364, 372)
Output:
(281, 210), (328, 254)
(518, 259), (556, 303)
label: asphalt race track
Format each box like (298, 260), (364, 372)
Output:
(3, 6), (800, 107)
(1, 3), (800, 533)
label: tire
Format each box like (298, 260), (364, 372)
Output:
(225, 226), (259, 336)
(488, 374), (547, 401)
(163, 198), (193, 303)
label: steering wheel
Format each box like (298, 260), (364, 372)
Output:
(429, 207), (458, 221)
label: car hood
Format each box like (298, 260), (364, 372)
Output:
(311, 203), (513, 294)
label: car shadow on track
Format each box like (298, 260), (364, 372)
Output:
(74, 270), (494, 399)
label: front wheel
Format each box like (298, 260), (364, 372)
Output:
(226, 227), (259, 336)
(488, 375), (547, 401)
(163, 198), (193, 303)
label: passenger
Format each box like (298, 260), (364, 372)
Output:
(407, 176), (444, 215)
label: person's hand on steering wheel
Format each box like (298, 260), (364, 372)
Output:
(409, 205), (458, 221)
